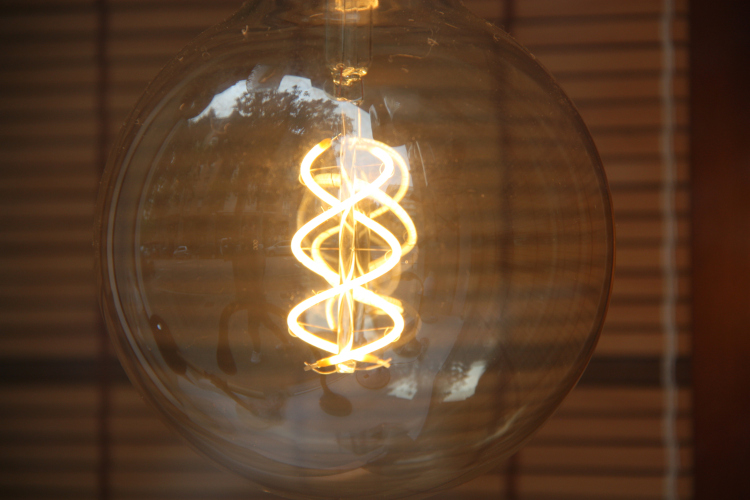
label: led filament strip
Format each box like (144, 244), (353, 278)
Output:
(287, 137), (417, 373)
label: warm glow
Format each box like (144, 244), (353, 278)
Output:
(287, 137), (416, 373)
(334, 0), (379, 11)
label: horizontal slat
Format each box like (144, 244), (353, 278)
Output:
(580, 101), (689, 129)
(0, 444), (97, 464)
(514, 0), (689, 18)
(615, 244), (690, 271)
(0, 416), (98, 440)
(0, 386), (98, 413)
(109, 6), (234, 32)
(1, 145), (95, 163)
(559, 74), (689, 101)
(558, 387), (691, 417)
(534, 46), (689, 75)
(0, 310), (99, 329)
(595, 129), (689, 158)
(595, 332), (691, 357)
(604, 302), (690, 328)
(109, 471), (258, 495)
(605, 158), (690, 185)
(615, 217), (690, 242)
(0, 12), (96, 37)
(517, 17), (688, 46)
(517, 474), (691, 499)
(0, 117), (96, 140)
(521, 444), (692, 473)
(612, 274), (690, 299)
(0, 472), (96, 496)
(0, 93), (95, 114)
(532, 415), (691, 445)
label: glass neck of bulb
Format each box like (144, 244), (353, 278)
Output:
(325, 1), (373, 100)
(248, 0), (464, 100)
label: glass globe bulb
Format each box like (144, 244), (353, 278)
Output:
(95, 1), (614, 498)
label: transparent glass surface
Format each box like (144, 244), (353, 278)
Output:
(95, 1), (614, 498)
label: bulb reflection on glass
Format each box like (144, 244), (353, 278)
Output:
(95, 1), (614, 499)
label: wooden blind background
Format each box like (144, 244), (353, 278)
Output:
(0, 0), (692, 499)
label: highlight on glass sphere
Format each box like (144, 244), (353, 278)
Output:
(95, 0), (614, 498)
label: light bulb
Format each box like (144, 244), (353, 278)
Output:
(95, 1), (614, 499)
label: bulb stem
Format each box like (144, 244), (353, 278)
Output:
(325, 0), (374, 100)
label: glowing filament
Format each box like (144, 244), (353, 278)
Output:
(287, 137), (416, 373)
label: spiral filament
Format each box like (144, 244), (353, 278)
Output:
(287, 137), (416, 374)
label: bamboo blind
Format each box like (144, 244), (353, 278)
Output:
(0, 0), (691, 499)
